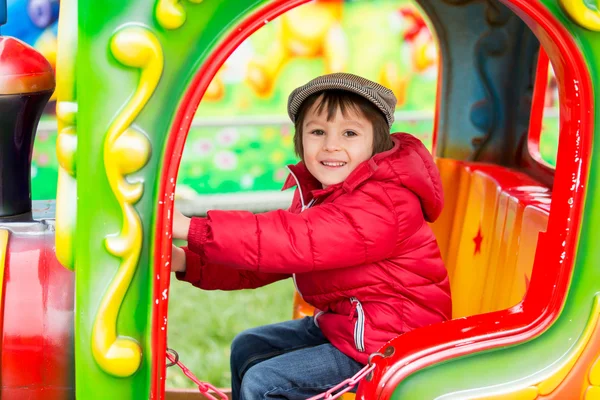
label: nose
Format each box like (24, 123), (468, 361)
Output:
(322, 133), (341, 152)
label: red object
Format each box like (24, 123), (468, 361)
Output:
(0, 36), (55, 95)
(165, 352), (228, 400)
(178, 133), (451, 365)
(307, 362), (377, 400)
(0, 228), (75, 399)
(473, 226), (483, 255)
(399, 7), (428, 42)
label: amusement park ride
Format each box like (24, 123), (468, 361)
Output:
(1, 0), (600, 399)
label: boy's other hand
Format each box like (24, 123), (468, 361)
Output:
(172, 207), (191, 240)
(171, 245), (186, 273)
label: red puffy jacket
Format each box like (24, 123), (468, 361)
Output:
(177, 133), (451, 364)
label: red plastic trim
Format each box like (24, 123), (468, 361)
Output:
(150, 1), (311, 398)
(358, 0), (593, 397)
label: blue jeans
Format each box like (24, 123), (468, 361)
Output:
(230, 317), (363, 400)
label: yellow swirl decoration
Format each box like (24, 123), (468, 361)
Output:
(560, 0), (600, 31)
(92, 26), (161, 378)
(155, 0), (203, 30)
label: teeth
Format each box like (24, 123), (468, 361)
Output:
(322, 162), (346, 167)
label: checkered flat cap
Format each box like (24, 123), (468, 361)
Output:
(287, 72), (397, 127)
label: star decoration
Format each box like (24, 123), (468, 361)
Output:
(473, 226), (483, 255)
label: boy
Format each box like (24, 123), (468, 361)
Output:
(171, 73), (451, 399)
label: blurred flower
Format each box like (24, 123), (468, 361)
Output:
(217, 128), (239, 146)
(250, 166), (264, 176)
(214, 151), (238, 171)
(240, 174), (254, 189)
(270, 150), (284, 164)
(274, 168), (287, 181)
(281, 125), (291, 136)
(190, 165), (204, 176)
(37, 131), (49, 141)
(193, 139), (214, 157)
(37, 153), (49, 166)
(282, 134), (293, 148)
(263, 127), (276, 142)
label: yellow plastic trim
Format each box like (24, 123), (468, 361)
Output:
(0, 230), (9, 318)
(560, 0), (600, 31)
(155, 0), (203, 30)
(91, 25), (162, 378)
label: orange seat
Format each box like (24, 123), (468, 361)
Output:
(431, 158), (551, 318)
(506, 202), (550, 307)
(292, 291), (314, 319)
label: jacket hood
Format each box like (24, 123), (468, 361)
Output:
(373, 133), (444, 222)
(283, 133), (444, 222)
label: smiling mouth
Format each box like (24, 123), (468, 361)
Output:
(320, 161), (347, 167)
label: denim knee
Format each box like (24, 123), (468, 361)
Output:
(230, 330), (250, 376)
(240, 364), (281, 399)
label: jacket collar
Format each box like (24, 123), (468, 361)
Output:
(281, 136), (400, 206)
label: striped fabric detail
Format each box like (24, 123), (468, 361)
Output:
(287, 72), (397, 127)
(350, 297), (366, 352)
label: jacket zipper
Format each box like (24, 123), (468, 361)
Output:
(286, 166), (307, 211)
(292, 197), (315, 298)
(350, 297), (366, 352)
(287, 166), (316, 299)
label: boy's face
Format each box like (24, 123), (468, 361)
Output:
(302, 99), (374, 188)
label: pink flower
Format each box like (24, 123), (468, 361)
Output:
(214, 151), (238, 171)
(274, 168), (287, 181)
(37, 131), (49, 141)
(37, 153), (49, 166)
(193, 139), (214, 156)
(217, 128), (239, 146)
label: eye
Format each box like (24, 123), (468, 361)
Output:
(344, 130), (358, 137)
(311, 129), (325, 136)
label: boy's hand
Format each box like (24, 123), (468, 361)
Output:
(171, 245), (186, 273)
(172, 207), (191, 240)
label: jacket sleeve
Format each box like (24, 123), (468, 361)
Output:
(187, 185), (404, 274)
(175, 247), (290, 290)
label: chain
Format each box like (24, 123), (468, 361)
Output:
(166, 348), (229, 400)
(167, 348), (387, 400)
(306, 352), (385, 400)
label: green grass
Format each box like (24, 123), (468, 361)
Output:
(166, 277), (294, 389)
(540, 117), (559, 167)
